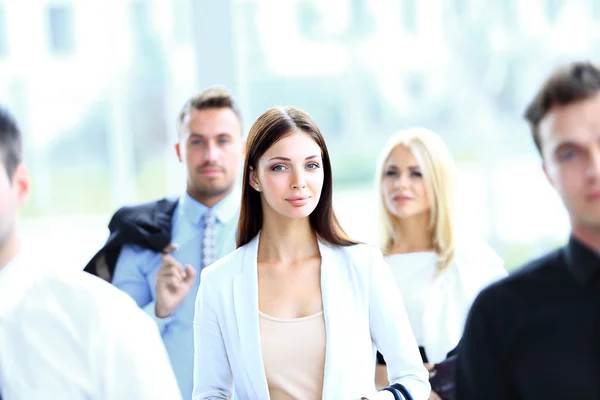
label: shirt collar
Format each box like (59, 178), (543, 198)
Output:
(178, 186), (241, 225)
(564, 235), (600, 286)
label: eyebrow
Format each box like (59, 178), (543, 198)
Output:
(385, 164), (421, 170)
(552, 141), (582, 155)
(267, 155), (321, 162)
(189, 132), (233, 138)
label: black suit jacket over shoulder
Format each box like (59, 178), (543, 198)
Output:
(84, 197), (178, 282)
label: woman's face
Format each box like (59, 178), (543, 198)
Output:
(250, 131), (324, 220)
(381, 145), (430, 220)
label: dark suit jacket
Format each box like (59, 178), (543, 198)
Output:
(84, 197), (178, 282)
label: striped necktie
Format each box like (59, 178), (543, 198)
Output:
(201, 210), (216, 269)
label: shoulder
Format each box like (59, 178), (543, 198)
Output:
(325, 242), (388, 281)
(470, 247), (565, 313)
(454, 240), (504, 271)
(23, 268), (151, 331)
(452, 239), (507, 286)
(333, 242), (383, 265)
(110, 197), (179, 226)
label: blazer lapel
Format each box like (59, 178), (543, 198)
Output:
(318, 240), (348, 399)
(232, 235), (270, 399)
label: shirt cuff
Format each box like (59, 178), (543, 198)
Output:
(142, 301), (174, 332)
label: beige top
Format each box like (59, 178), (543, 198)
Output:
(259, 310), (326, 400)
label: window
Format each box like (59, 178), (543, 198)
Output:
(0, 5), (7, 58)
(401, 0), (418, 33)
(172, 0), (191, 43)
(47, 5), (75, 54)
(545, 0), (562, 24)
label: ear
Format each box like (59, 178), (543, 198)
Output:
(12, 164), (30, 209)
(175, 142), (182, 162)
(249, 166), (260, 191)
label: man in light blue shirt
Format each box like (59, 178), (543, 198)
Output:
(109, 87), (245, 399)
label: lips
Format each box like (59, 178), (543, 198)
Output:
(393, 194), (412, 202)
(586, 191), (600, 201)
(286, 196), (310, 206)
(199, 167), (224, 176)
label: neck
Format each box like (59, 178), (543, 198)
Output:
(572, 223), (600, 253)
(0, 228), (19, 271)
(187, 185), (232, 209)
(390, 212), (434, 254)
(258, 214), (319, 264)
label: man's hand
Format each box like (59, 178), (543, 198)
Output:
(155, 244), (197, 318)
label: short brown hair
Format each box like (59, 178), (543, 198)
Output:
(236, 106), (357, 248)
(178, 86), (242, 133)
(524, 61), (600, 156)
(0, 106), (22, 181)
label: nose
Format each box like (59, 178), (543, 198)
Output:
(204, 141), (218, 163)
(587, 148), (600, 182)
(392, 172), (410, 190)
(291, 169), (306, 189)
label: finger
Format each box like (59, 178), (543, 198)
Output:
(161, 243), (179, 255)
(158, 263), (185, 281)
(165, 276), (183, 292)
(160, 254), (182, 270)
(182, 265), (197, 288)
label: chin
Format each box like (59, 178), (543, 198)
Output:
(285, 210), (313, 219)
(279, 204), (317, 219)
(392, 208), (415, 219)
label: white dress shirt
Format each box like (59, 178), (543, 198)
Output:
(0, 247), (182, 400)
(385, 240), (507, 363)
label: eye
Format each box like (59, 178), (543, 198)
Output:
(410, 171), (423, 178)
(558, 149), (578, 162)
(384, 170), (398, 177)
(191, 139), (203, 145)
(306, 162), (320, 169)
(218, 137), (231, 145)
(271, 165), (286, 172)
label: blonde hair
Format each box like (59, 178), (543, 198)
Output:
(375, 128), (456, 272)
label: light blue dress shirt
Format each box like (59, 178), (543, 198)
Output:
(112, 189), (240, 400)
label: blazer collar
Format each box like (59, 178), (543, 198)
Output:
(232, 233), (348, 399)
(233, 234), (268, 399)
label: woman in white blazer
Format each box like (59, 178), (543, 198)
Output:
(374, 128), (508, 399)
(192, 107), (430, 400)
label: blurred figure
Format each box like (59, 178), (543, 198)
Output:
(374, 128), (506, 399)
(84, 87), (245, 399)
(457, 61), (600, 398)
(192, 107), (430, 400)
(0, 107), (181, 399)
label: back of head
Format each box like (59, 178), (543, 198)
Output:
(376, 127), (456, 270)
(237, 106), (356, 248)
(0, 106), (22, 180)
(524, 61), (600, 157)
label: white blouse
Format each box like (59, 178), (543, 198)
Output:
(385, 241), (507, 363)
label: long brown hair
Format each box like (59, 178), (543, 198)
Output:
(236, 106), (357, 248)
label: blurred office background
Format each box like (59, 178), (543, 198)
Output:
(2, 0), (597, 271)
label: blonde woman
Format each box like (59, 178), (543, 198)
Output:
(374, 128), (507, 399)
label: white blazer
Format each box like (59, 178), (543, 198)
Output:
(192, 233), (430, 400)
